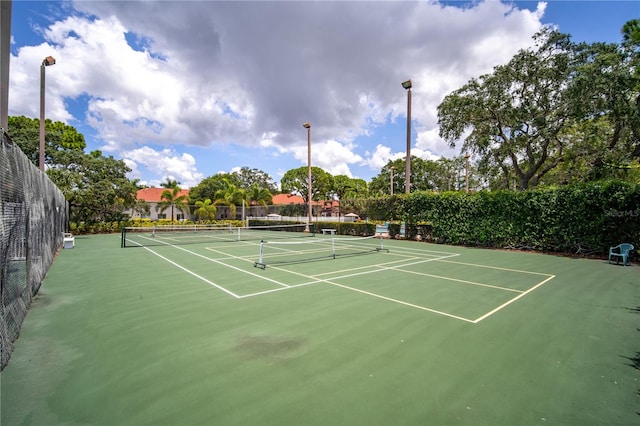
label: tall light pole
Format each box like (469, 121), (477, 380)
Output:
(303, 122), (312, 231)
(390, 166), (395, 196)
(39, 55), (56, 171)
(0, 0), (11, 132)
(402, 79), (412, 193)
(465, 153), (470, 193)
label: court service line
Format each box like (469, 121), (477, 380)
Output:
(238, 281), (321, 298)
(382, 266), (524, 293)
(322, 281), (475, 323)
(347, 253), (523, 293)
(472, 274), (556, 323)
(311, 256), (424, 277)
(142, 246), (241, 298)
(173, 245), (291, 288)
(435, 259), (554, 276)
(310, 253), (460, 281)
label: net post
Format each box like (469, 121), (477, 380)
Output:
(376, 233), (389, 252)
(254, 240), (267, 269)
(121, 227), (126, 248)
(331, 237), (336, 259)
(152, 225), (156, 237)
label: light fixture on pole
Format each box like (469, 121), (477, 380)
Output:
(465, 153), (470, 193)
(39, 55), (56, 172)
(390, 166), (395, 196)
(303, 122), (312, 231)
(401, 79), (412, 193)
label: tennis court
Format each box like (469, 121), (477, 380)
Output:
(1, 231), (638, 425)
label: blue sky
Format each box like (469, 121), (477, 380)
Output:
(7, 1), (639, 188)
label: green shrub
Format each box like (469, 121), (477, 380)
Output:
(389, 180), (639, 255)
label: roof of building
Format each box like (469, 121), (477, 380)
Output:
(136, 187), (190, 202)
(271, 193), (338, 207)
(271, 193), (305, 204)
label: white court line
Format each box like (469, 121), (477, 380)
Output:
(472, 275), (556, 323)
(435, 259), (553, 276)
(311, 256), (425, 277)
(237, 281), (320, 298)
(382, 264), (524, 293)
(324, 281), (475, 323)
(141, 246), (241, 298)
(174, 245), (291, 288)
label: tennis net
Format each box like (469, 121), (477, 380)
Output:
(121, 223), (313, 248)
(254, 234), (388, 269)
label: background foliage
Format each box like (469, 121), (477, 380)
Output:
(362, 180), (639, 255)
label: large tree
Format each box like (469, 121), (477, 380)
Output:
(8, 115), (86, 168)
(330, 175), (368, 216)
(280, 166), (333, 205)
(332, 175), (367, 200)
(8, 116), (139, 223)
(438, 29), (576, 190)
(232, 167), (277, 193)
(566, 39), (640, 180)
(47, 149), (138, 223)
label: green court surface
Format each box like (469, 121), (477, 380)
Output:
(1, 233), (638, 425)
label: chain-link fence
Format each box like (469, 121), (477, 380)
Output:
(1, 129), (68, 370)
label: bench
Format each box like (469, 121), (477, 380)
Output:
(321, 228), (337, 235)
(374, 222), (390, 238)
(608, 243), (634, 266)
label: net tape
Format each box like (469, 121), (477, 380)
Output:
(121, 223), (312, 247)
(254, 234), (388, 269)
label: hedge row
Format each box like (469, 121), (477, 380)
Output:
(373, 180), (639, 254)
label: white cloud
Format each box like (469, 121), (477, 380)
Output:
(123, 146), (203, 188)
(416, 128), (457, 159)
(8, 0), (546, 183)
(363, 144), (406, 171)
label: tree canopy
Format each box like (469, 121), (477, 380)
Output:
(9, 116), (137, 224)
(8, 115), (86, 168)
(280, 166), (333, 203)
(438, 27), (640, 190)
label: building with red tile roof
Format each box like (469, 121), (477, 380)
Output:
(126, 189), (342, 222)
(271, 193), (304, 204)
(136, 187), (190, 203)
(129, 187), (191, 221)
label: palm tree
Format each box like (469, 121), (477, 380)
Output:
(157, 186), (188, 222)
(213, 179), (246, 219)
(247, 184), (272, 216)
(194, 198), (217, 222)
(133, 199), (151, 218)
(160, 178), (180, 189)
